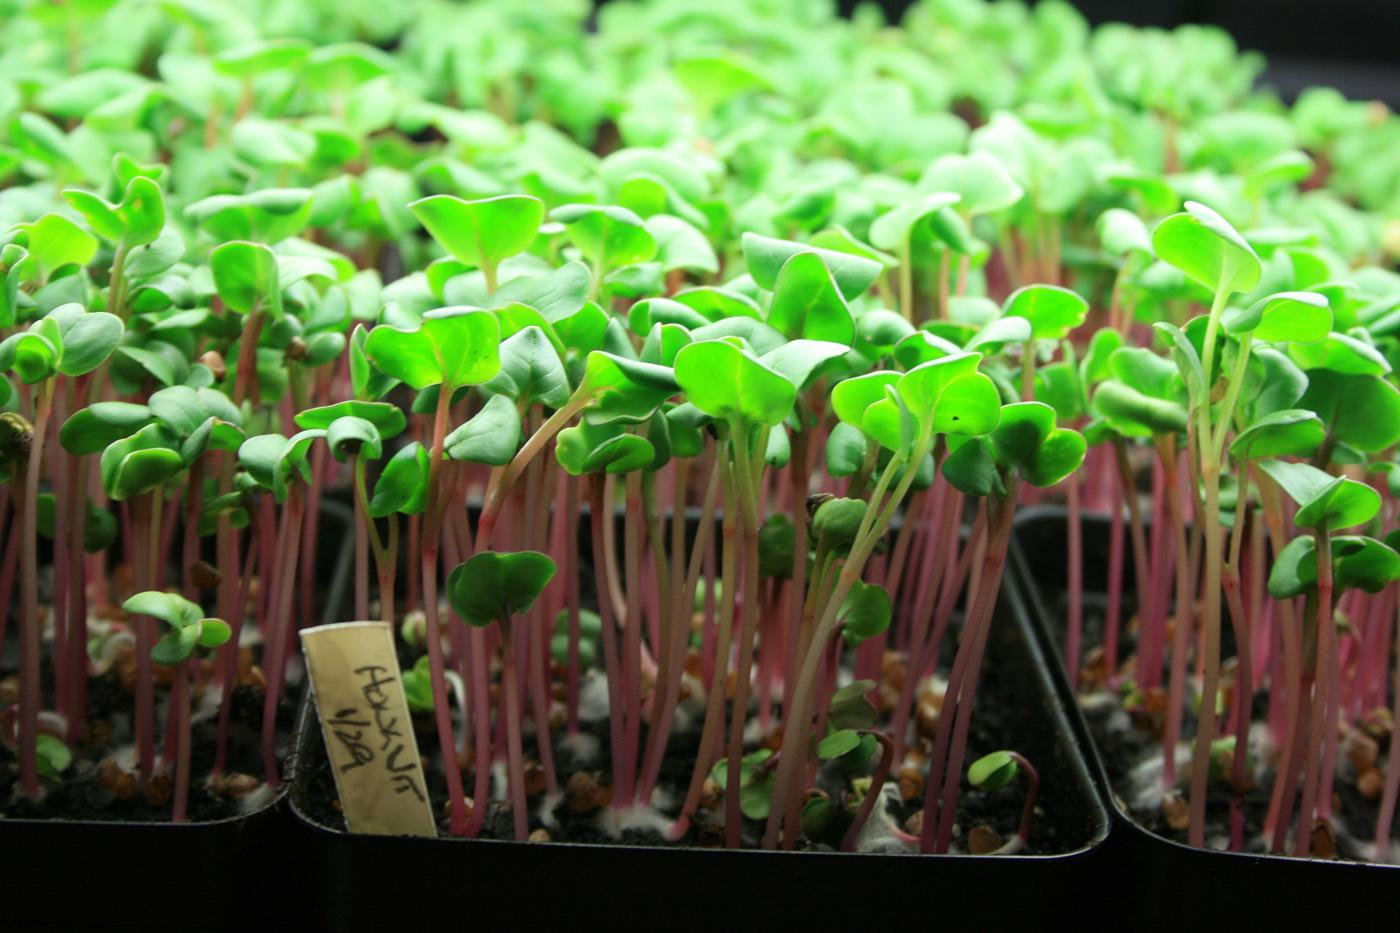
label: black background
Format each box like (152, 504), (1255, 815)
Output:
(833, 0), (1400, 103)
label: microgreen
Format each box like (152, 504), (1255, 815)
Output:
(122, 591), (230, 822)
(0, 0), (1394, 868)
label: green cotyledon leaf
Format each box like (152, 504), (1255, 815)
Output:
(447, 550), (557, 627)
(673, 339), (794, 427)
(1259, 459), (1380, 529)
(409, 194), (544, 278)
(1151, 200), (1261, 297)
(364, 307), (502, 391)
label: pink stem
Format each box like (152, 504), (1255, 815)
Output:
(618, 472), (644, 806)
(1104, 467), (1125, 674)
(1375, 596), (1400, 857)
(259, 486), (304, 788)
(501, 626), (529, 840)
(132, 492), (158, 783)
(840, 732), (896, 852)
(463, 625), (492, 837)
(589, 478), (629, 807)
(1065, 468), (1083, 688)
(172, 662), (191, 822)
(564, 475), (582, 734)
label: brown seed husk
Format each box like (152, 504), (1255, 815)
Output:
(98, 757), (138, 800)
(1162, 791), (1189, 831)
(145, 771), (173, 808)
(1358, 767), (1384, 801)
(1310, 820), (1335, 859)
(968, 824), (1004, 855)
(897, 767), (924, 803)
(565, 771), (603, 814)
(524, 761), (547, 797)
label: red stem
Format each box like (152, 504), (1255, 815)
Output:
(1065, 468), (1083, 688)
(1295, 528), (1333, 856)
(1375, 595), (1400, 856)
(1104, 468), (1125, 675)
(16, 381), (53, 799)
(132, 491), (159, 783)
(172, 662), (191, 822)
(929, 494), (1015, 853)
(423, 385), (468, 836)
(619, 472), (644, 806)
(501, 625), (529, 840)
(840, 732), (896, 852)
(65, 449), (90, 741)
(589, 478), (629, 806)
(564, 474), (582, 734)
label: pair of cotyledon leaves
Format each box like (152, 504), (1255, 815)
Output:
(121, 590), (231, 667)
(1261, 459), (1400, 599)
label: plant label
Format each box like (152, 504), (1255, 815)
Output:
(301, 621), (436, 836)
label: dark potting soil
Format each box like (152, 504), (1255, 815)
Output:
(298, 619), (1072, 856)
(0, 655), (301, 824)
(1032, 561), (1398, 862)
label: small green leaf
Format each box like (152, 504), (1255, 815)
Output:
(326, 416), (382, 463)
(122, 590), (203, 628)
(759, 339), (849, 391)
(35, 734), (71, 777)
(295, 400), (405, 438)
(1222, 291), (1331, 342)
(364, 308), (502, 390)
(1260, 459), (1380, 529)
(1097, 208), (1152, 258)
(60, 402), (151, 455)
(370, 442), (429, 517)
(152, 624), (200, 666)
(741, 232), (882, 300)
(21, 214), (97, 282)
(968, 750), (1020, 790)
(942, 436), (1002, 497)
(446, 394), (521, 466)
(211, 241), (280, 317)
(197, 618), (232, 648)
(869, 191), (961, 252)
(1270, 535), (1400, 598)
(485, 326), (570, 408)
(766, 252), (855, 345)
(827, 680), (878, 731)
(100, 425), (183, 500)
(1091, 381), (1188, 438)
(409, 194), (544, 279)
(1023, 427), (1087, 488)
(1151, 201), (1261, 297)
(54, 309), (123, 377)
(896, 353), (1001, 438)
(989, 402), (1055, 470)
(185, 189), (314, 244)
(446, 550), (558, 627)
(1003, 285), (1088, 341)
(1229, 410), (1325, 460)
(839, 581), (891, 647)
(673, 340), (794, 427)
(817, 729), (862, 760)
(552, 203), (657, 273)
(1299, 370), (1400, 454)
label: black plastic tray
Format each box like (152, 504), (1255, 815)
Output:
(1009, 504), (1400, 925)
(0, 500), (355, 926)
(288, 550), (1111, 930)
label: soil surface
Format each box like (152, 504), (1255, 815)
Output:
(1, 654), (302, 824)
(1028, 540), (1398, 862)
(297, 613), (1084, 855)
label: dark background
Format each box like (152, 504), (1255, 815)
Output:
(836, 0), (1400, 104)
